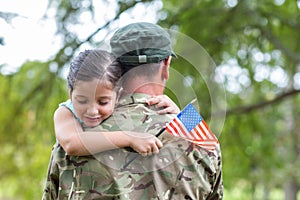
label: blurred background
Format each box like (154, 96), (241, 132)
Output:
(1, 0), (300, 199)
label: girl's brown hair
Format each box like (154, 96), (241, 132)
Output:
(67, 49), (121, 92)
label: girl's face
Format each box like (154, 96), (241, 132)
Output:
(71, 79), (117, 127)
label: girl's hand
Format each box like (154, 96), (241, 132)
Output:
(146, 95), (180, 114)
(126, 132), (163, 157)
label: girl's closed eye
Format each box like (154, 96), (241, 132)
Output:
(76, 97), (88, 104)
(98, 99), (110, 105)
(78, 100), (87, 104)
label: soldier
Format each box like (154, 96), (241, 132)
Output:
(43, 22), (223, 199)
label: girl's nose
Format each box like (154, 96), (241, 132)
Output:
(87, 103), (99, 115)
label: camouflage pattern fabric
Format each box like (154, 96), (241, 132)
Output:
(42, 93), (223, 199)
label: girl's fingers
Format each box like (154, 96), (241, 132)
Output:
(146, 96), (160, 105)
(157, 107), (171, 114)
(152, 145), (159, 154)
(139, 141), (162, 156)
(147, 95), (180, 114)
(141, 152), (147, 157)
(156, 138), (163, 148)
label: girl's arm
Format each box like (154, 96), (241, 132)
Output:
(54, 106), (163, 156)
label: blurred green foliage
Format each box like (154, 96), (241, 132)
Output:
(1, 0), (300, 199)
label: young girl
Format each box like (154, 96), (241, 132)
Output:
(54, 49), (180, 156)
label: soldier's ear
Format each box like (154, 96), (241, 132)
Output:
(162, 56), (171, 80)
(165, 56), (172, 67)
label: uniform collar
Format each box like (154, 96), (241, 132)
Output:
(117, 93), (152, 107)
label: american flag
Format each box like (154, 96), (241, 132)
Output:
(165, 103), (219, 151)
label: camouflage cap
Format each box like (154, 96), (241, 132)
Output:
(110, 22), (176, 65)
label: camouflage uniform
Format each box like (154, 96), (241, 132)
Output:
(42, 93), (223, 199)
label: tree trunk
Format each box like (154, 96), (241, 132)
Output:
(284, 178), (298, 200)
(263, 186), (270, 200)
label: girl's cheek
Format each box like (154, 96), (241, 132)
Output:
(104, 107), (114, 116)
(74, 105), (86, 118)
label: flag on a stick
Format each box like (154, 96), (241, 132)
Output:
(165, 103), (219, 151)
